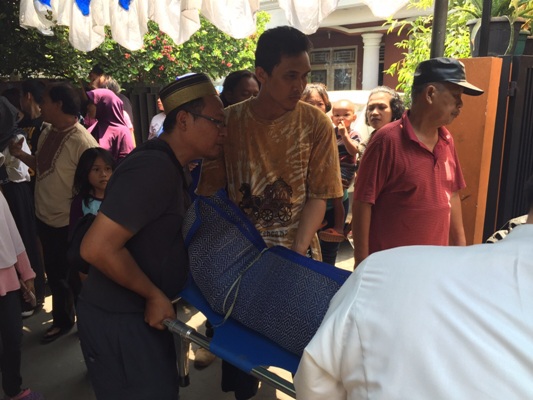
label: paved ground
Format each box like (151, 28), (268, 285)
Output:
(17, 241), (354, 400)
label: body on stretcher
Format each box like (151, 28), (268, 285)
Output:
(165, 277), (300, 398)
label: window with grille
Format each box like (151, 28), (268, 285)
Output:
(309, 46), (357, 90)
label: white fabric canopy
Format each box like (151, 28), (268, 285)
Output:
(18, 0), (342, 51)
(19, 0), (410, 52)
(363, 0), (409, 19)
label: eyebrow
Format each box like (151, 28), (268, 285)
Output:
(286, 68), (311, 75)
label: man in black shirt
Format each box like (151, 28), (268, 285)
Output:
(78, 73), (227, 399)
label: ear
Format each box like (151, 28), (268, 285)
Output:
(175, 109), (189, 131)
(255, 66), (268, 85)
(426, 84), (437, 104)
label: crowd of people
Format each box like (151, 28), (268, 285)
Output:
(1, 23), (532, 400)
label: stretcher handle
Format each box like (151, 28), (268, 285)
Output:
(163, 318), (296, 398)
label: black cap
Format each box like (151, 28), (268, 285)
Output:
(413, 57), (484, 96)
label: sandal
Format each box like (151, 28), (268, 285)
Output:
(319, 228), (346, 243)
(41, 325), (73, 344)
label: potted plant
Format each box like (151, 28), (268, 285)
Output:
(462, 0), (533, 56)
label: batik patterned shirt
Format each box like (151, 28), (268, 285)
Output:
(198, 99), (343, 260)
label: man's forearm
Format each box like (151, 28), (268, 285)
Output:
(81, 214), (164, 301)
(81, 213), (175, 329)
(291, 198), (326, 255)
(449, 191), (466, 246)
(15, 151), (36, 171)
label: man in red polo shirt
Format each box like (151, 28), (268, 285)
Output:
(352, 57), (483, 267)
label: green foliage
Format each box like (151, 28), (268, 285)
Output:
(0, 0), (269, 85)
(384, 0), (473, 103)
(458, 0), (533, 20)
(461, 0), (533, 54)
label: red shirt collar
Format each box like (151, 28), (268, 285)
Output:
(401, 111), (451, 145)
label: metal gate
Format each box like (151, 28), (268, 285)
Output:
(484, 55), (533, 238)
(125, 84), (161, 144)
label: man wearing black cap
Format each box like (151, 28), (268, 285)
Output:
(77, 73), (226, 399)
(352, 57), (483, 267)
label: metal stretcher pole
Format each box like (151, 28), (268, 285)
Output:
(164, 319), (297, 398)
(174, 332), (191, 387)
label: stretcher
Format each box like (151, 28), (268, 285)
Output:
(165, 277), (299, 398)
(167, 191), (351, 397)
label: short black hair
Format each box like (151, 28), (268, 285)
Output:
(162, 97), (204, 133)
(73, 147), (115, 205)
(46, 83), (81, 116)
(220, 70), (259, 107)
(411, 81), (453, 103)
(91, 64), (104, 76)
(411, 82), (431, 103)
(21, 79), (46, 104)
(255, 26), (311, 75)
(365, 86), (405, 125)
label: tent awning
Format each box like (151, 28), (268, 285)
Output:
(19, 0), (409, 52)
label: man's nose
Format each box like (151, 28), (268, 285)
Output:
(299, 78), (307, 92)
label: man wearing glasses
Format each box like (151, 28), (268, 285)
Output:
(77, 73), (226, 399)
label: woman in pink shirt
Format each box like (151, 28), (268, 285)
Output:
(0, 189), (43, 400)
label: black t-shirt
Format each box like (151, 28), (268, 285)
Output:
(80, 139), (190, 313)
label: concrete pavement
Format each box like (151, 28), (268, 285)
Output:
(17, 241), (354, 400)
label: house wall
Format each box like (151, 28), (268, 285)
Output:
(309, 30), (364, 89)
(447, 57), (503, 244)
(382, 29), (409, 90)
(308, 27), (408, 91)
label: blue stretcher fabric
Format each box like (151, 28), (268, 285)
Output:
(179, 277), (300, 374)
(182, 190), (351, 356)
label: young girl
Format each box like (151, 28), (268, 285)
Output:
(70, 147), (114, 229)
(0, 189), (43, 400)
(69, 148), (114, 281)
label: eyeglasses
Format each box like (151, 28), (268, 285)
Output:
(189, 112), (226, 129)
